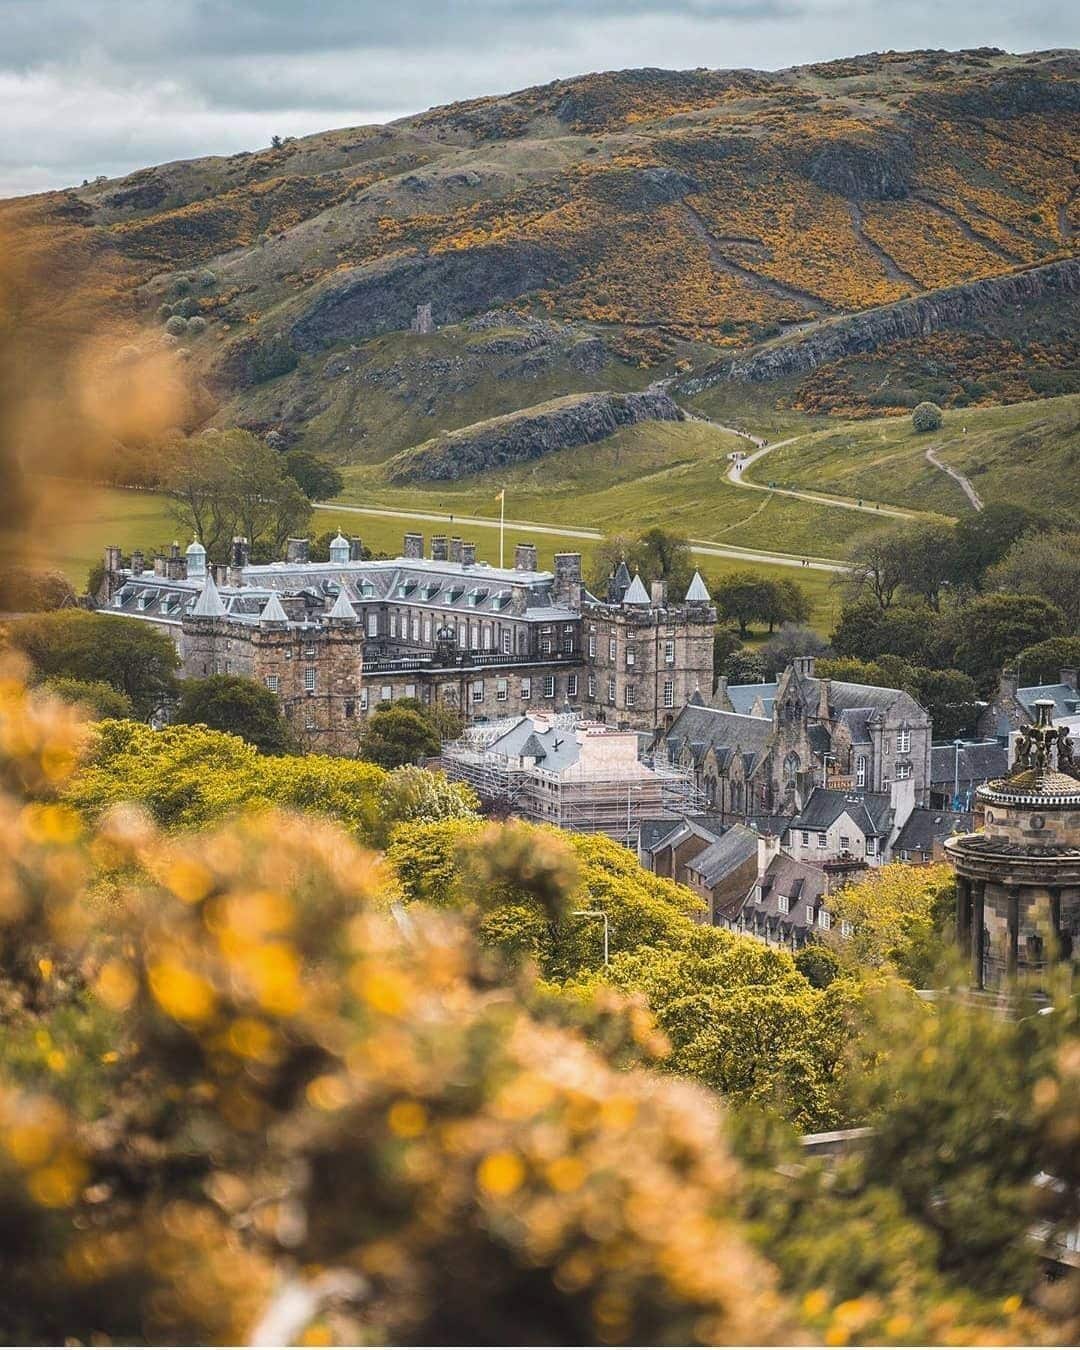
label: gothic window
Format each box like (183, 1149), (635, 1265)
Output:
(783, 752), (800, 781)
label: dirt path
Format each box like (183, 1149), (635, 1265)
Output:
(925, 446), (983, 511)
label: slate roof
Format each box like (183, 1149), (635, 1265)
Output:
(486, 718), (583, 772)
(790, 787), (892, 838)
(930, 740), (1009, 787)
(726, 681), (778, 715)
(623, 574), (651, 605)
(685, 570), (711, 603)
(687, 824), (759, 888)
(837, 707), (873, 745)
(893, 809), (972, 858)
(739, 851), (829, 937)
(259, 591), (289, 623)
(665, 703), (772, 767)
(1018, 682), (1080, 720)
(192, 574), (226, 618)
(644, 814), (728, 856)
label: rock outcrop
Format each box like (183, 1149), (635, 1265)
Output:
(385, 390), (684, 483)
(682, 258), (1080, 389)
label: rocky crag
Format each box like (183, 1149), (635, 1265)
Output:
(385, 390), (684, 482)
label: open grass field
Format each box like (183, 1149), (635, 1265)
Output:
(743, 394), (1080, 516)
(40, 479), (844, 637)
(342, 419), (894, 560)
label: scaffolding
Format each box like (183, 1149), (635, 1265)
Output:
(441, 713), (706, 846)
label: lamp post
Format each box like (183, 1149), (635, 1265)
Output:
(954, 738), (963, 808)
(572, 910), (609, 966)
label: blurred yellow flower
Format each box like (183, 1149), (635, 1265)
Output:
(478, 1150), (526, 1197)
(149, 961), (217, 1025)
(387, 1099), (428, 1138)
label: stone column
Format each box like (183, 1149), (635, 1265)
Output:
(1006, 885), (1020, 979)
(955, 874), (971, 956)
(971, 879), (986, 990)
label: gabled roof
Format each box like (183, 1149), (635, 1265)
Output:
(741, 851), (828, 928)
(726, 681), (778, 715)
(519, 733), (548, 761)
(685, 570), (711, 603)
(623, 574), (650, 605)
(687, 824), (759, 888)
(259, 591), (289, 624)
(613, 560), (632, 589)
(791, 787), (892, 837)
(665, 703), (771, 764)
(192, 573), (227, 618)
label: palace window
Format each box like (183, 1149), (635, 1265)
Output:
(805, 904), (815, 924)
(896, 762), (912, 780)
(663, 679), (674, 709)
(502, 630), (512, 654)
(344, 699), (355, 718)
(664, 640), (675, 664)
(567, 674), (578, 698)
(540, 636), (552, 655)
(404, 684), (416, 699)
(625, 685), (636, 708)
(521, 678), (532, 700)
(897, 729), (911, 754)
(471, 681), (484, 704)
(423, 617), (432, 644)
(588, 675), (597, 699)
(840, 835), (850, 851)
(626, 649), (635, 667)
(609, 636), (617, 661)
(389, 613), (398, 638)
(817, 831), (827, 848)
(607, 677), (616, 704)
(866, 838), (876, 855)
(483, 625), (493, 650)
(264, 675), (279, 693)
(856, 755), (867, 788)
(496, 678), (508, 701)
(588, 632), (596, 658)
(367, 614), (378, 638)
(562, 631), (574, 653)
(380, 686), (392, 703)
(777, 895), (789, 914)
(543, 675), (555, 699)
(304, 667), (317, 693)
(819, 910), (831, 931)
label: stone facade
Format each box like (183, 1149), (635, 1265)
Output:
(97, 534), (716, 745)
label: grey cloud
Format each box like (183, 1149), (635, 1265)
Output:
(0, 0), (1076, 197)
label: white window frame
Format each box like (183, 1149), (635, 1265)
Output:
(502, 630), (512, 654)
(819, 909), (831, 931)
(817, 831), (827, 848)
(521, 677), (532, 701)
(380, 685), (392, 703)
(777, 895), (789, 914)
(607, 677), (617, 704)
(496, 678), (508, 701)
(866, 837), (876, 856)
(840, 919), (854, 939)
(471, 681), (484, 704)
(543, 675), (555, 699)
(588, 632), (596, 658)
(801, 830), (810, 846)
(304, 667), (317, 693)
(856, 755), (866, 788)
(897, 729), (911, 754)
(588, 675), (597, 699)
(624, 685), (636, 708)
(626, 649), (635, 667)
(567, 674), (578, 698)
(896, 762), (912, 781)
(663, 679), (674, 709)
(359, 689), (369, 712)
(540, 636), (552, 655)
(264, 674), (280, 693)
(367, 613), (378, 637)
(608, 636), (617, 661)
(664, 639), (675, 665)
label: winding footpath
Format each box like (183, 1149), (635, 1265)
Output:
(925, 446), (983, 512)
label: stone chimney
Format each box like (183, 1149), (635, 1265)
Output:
(285, 537), (310, 564)
(793, 655), (816, 678)
(713, 675), (732, 711)
(165, 542), (186, 581)
(448, 536), (463, 564)
(213, 563), (228, 588)
(130, 549), (145, 576)
(553, 553), (582, 608)
(349, 536), (364, 561)
(104, 544), (122, 576)
(431, 534), (449, 562)
(152, 553), (166, 577)
(757, 830), (782, 877)
(511, 584), (529, 616)
(650, 579), (667, 608)
(228, 537), (249, 588)
(889, 777), (916, 833)
(1061, 667), (1078, 692)
(514, 542), (538, 572)
(461, 541), (477, 567)
(403, 532), (424, 560)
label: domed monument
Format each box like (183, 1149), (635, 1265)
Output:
(946, 699), (1080, 989)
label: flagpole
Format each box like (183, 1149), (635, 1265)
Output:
(499, 489), (505, 569)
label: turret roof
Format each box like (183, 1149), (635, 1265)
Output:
(259, 591), (289, 624)
(623, 574), (650, 605)
(192, 573), (226, 618)
(685, 570), (711, 602)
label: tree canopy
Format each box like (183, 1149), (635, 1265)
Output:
(174, 673), (294, 755)
(358, 698), (442, 768)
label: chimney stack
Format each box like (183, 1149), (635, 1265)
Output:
(229, 537), (249, 588)
(1061, 667), (1078, 692)
(285, 537), (310, 564)
(213, 563), (228, 588)
(152, 553), (166, 577)
(553, 553), (582, 608)
(514, 542), (538, 572)
(448, 536), (463, 564)
(757, 831), (782, 876)
(793, 655), (816, 679)
(403, 532), (424, 560)
(431, 534), (449, 562)
(461, 541), (477, 567)
(165, 542), (186, 580)
(650, 579), (667, 608)
(349, 536), (364, 562)
(130, 549), (145, 576)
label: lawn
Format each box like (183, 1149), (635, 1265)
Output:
(744, 394), (1080, 516)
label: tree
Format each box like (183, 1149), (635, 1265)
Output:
(830, 601), (937, 663)
(359, 701), (441, 768)
(634, 526), (693, 597)
(7, 610), (178, 718)
(794, 943), (841, 989)
(174, 674), (294, 755)
(910, 668), (980, 740)
(911, 401), (943, 432)
(844, 529), (910, 609)
(828, 862), (956, 986)
(897, 521), (957, 611)
(160, 429), (311, 560)
(951, 593), (1067, 691)
(1015, 635), (1080, 684)
(759, 624), (827, 672)
(950, 503), (1053, 592)
(713, 626), (742, 675)
(987, 531), (1080, 632)
(0, 567), (75, 612)
(39, 677), (133, 720)
(713, 571), (772, 636)
(760, 578), (810, 632)
(283, 451), (344, 502)
(723, 647), (767, 684)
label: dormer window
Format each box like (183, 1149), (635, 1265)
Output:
(359, 581), (376, 599)
(467, 587), (489, 607)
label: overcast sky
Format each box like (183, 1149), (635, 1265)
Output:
(2, 0), (1076, 198)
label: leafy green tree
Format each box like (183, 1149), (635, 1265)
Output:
(589, 527), (692, 596)
(950, 593), (1067, 691)
(713, 571), (772, 637)
(723, 646), (767, 684)
(7, 611), (178, 718)
(161, 429), (311, 560)
(828, 862), (955, 986)
(39, 677), (133, 721)
(844, 529), (910, 610)
(795, 942), (842, 989)
(283, 451), (344, 502)
(911, 401), (943, 432)
(830, 601), (936, 663)
(359, 701), (441, 769)
(174, 674), (294, 755)
(897, 521), (958, 611)
(911, 668), (980, 740)
(987, 530), (1080, 631)
(1015, 635), (1080, 683)
(713, 625), (742, 675)
(761, 578), (811, 632)
(0, 567), (75, 612)
(950, 503), (1052, 592)
(759, 623), (827, 671)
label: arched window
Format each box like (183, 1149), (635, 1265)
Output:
(783, 751), (801, 780)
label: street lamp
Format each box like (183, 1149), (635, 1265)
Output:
(572, 910), (610, 966)
(954, 738), (964, 808)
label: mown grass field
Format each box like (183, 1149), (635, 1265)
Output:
(341, 419), (895, 560)
(743, 394), (1080, 515)
(43, 480), (844, 637)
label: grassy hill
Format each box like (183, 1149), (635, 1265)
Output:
(742, 393), (1080, 514)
